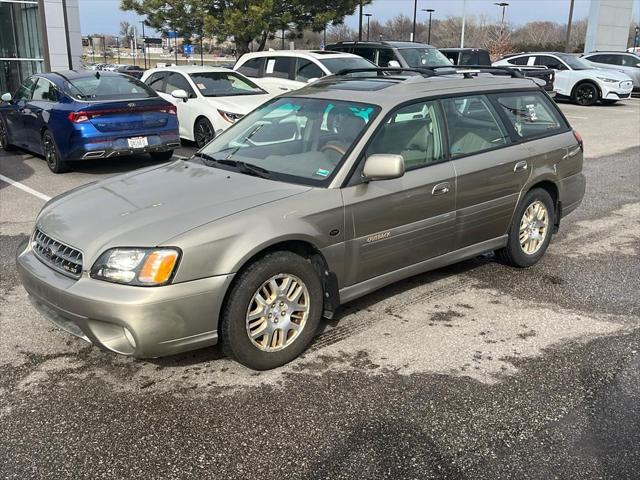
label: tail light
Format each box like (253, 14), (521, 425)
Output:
(161, 105), (177, 115)
(68, 111), (90, 123)
(573, 129), (583, 152)
(68, 104), (177, 123)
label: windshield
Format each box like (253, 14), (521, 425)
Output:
(64, 74), (157, 100)
(197, 97), (379, 186)
(400, 47), (453, 68)
(556, 54), (592, 70)
(320, 57), (377, 73)
(188, 71), (266, 97)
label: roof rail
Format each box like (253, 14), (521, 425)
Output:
(333, 65), (525, 80)
(451, 65), (525, 78)
(334, 67), (436, 77)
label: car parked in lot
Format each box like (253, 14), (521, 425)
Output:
(0, 71), (180, 172)
(141, 66), (272, 148)
(115, 64), (146, 79)
(439, 47), (491, 66)
(494, 52), (633, 105)
(17, 67), (585, 369)
(234, 50), (376, 94)
(326, 41), (453, 69)
(581, 51), (640, 91)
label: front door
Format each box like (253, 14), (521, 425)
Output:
(341, 100), (456, 286)
(5, 77), (36, 147)
(23, 78), (57, 152)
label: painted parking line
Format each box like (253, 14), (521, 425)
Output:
(0, 174), (51, 201)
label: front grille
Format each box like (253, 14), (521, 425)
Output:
(32, 229), (83, 278)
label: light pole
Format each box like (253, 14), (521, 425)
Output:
(100, 36), (107, 64)
(139, 21), (147, 69)
(411, 0), (417, 42)
(364, 13), (372, 41)
(358, 0), (363, 41)
(422, 8), (435, 44)
(564, 0), (575, 53)
(115, 36), (120, 63)
(494, 2), (509, 33)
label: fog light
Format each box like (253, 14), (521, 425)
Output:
(123, 327), (137, 348)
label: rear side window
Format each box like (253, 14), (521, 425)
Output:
(459, 51), (474, 65)
(352, 47), (376, 63)
(493, 92), (565, 139)
(237, 57), (264, 77)
(534, 56), (567, 70)
(265, 57), (293, 79)
(508, 56), (530, 66)
(377, 49), (397, 67)
(441, 95), (511, 158)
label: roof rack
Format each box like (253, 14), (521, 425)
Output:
(333, 65), (525, 80)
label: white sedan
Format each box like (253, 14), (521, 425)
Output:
(141, 66), (273, 148)
(493, 52), (634, 106)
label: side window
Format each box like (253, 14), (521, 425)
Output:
(367, 101), (445, 170)
(586, 54), (604, 63)
(377, 49), (397, 67)
(460, 51), (475, 65)
(535, 56), (566, 70)
(493, 92), (565, 139)
(14, 77), (36, 101)
(508, 56), (530, 66)
(618, 55), (638, 67)
(236, 57), (264, 77)
(295, 59), (324, 82)
(165, 73), (195, 96)
(265, 57), (293, 79)
(31, 78), (58, 102)
(144, 72), (168, 91)
(442, 95), (511, 158)
(352, 47), (376, 63)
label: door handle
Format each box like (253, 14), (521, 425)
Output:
(514, 161), (528, 172)
(431, 182), (450, 196)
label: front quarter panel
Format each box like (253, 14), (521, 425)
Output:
(166, 188), (345, 283)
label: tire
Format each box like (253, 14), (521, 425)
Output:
(42, 130), (69, 173)
(221, 251), (323, 370)
(571, 82), (599, 106)
(150, 150), (173, 162)
(496, 188), (555, 268)
(0, 119), (15, 151)
(194, 117), (214, 149)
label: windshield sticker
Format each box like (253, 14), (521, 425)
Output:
(196, 83), (206, 90)
(266, 59), (276, 74)
(315, 168), (330, 177)
(526, 103), (538, 121)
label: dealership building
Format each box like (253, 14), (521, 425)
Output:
(0, 0), (82, 94)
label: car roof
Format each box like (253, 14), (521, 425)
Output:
(239, 50), (366, 60)
(288, 73), (541, 108)
(329, 41), (435, 49)
(145, 65), (235, 74)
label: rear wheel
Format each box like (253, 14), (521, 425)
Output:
(572, 82), (599, 106)
(42, 131), (69, 174)
(194, 117), (214, 149)
(150, 150), (173, 162)
(221, 251), (323, 370)
(0, 119), (14, 151)
(496, 188), (554, 268)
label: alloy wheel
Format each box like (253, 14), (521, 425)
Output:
(575, 84), (596, 106)
(245, 274), (310, 352)
(519, 200), (549, 255)
(43, 134), (57, 169)
(195, 119), (214, 148)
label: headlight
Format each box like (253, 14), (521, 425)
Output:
(90, 248), (180, 286)
(596, 77), (618, 83)
(218, 109), (243, 123)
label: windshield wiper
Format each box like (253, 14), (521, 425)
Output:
(216, 159), (272, 179)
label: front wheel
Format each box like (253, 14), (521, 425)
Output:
(42, 131), (69, 173)
(496, 188), (554, 268)
(194, 117), (214, 149)
(150, 150), (173, 162)
(572, 82), (599, 106)
(221, 251), (323, 370)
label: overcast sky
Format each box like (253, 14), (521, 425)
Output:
(78, 0), (637, 36)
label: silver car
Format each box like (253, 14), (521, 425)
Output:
(582, 51), (640, 91)
(17, 68), (586, 369)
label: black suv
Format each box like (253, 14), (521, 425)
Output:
(326, 41), (452, 69)
(439, 48), (491, 66)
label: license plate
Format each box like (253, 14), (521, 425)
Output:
(127, 137), (148, 149)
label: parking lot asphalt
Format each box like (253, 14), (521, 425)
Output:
(1, 99), (639, 479)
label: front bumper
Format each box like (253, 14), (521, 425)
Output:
(16, 239), (234, 358)
(601, 81), (633, 100)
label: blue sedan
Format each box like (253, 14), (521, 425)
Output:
(0, 71), (181, 173)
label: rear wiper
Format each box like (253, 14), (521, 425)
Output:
(216, 159), (272, 179)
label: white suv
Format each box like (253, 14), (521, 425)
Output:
(234, 50), (376, 94)
(493, 52), (633, 106)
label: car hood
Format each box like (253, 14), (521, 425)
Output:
(204, 93), (271, 115)
(36, 160), (310, 264)
(581, 68), (632, 81)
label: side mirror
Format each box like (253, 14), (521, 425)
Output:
(1, 93), (12, 102)
(362, 154), (405, 181)
(387, 60), (401, 68)
(171, 89), (189, 102)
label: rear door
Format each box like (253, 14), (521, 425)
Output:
(5, 77), (36, 147)
(441, 94), (528, 249)
(341, 100), (456, 285)
(260, 57), (301, 93)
